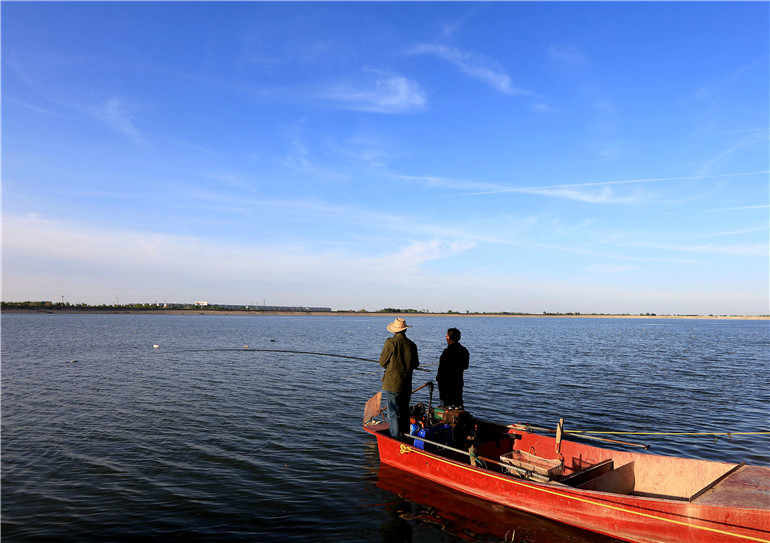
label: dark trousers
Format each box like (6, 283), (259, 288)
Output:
(438, 384), (463, 408)
(385, 390), (411, 438)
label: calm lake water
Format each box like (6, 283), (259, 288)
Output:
(2, 314), (768, 542)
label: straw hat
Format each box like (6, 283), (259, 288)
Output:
(387, 317), (411, 333)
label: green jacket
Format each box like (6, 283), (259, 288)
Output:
(379, 331), (420, 392)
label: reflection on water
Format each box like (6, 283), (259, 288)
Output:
(375, 463), (623, 543)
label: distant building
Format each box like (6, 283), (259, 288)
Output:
(251, 305), (331, 312)
(186, 302), (330, 311)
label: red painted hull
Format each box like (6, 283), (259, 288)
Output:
(364, 422), (770, 543)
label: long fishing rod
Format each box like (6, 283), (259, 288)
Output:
(178, 347), (434, 372)
(181, 347), (376, 362)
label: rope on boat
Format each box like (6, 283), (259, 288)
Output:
(566, 431), (770, 437)
(519, 424), (770, 443)
(399, 445), (770, 542)
(513, 424), (651, 449)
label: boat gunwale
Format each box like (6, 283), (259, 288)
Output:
(363, 420), (770, 543)
(364, 423), (744, 506)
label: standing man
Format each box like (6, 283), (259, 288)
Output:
(379, 317), (420, 438)
(436, 328), (469, 408)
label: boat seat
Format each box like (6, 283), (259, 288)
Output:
(559, 459), (614, 487)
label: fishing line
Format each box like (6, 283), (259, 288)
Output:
(175, 347), (434, 372)
(180, 347), (378, 363)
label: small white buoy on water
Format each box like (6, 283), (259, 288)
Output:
(153, 344), (160, 349)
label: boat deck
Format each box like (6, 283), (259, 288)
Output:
(691, 465), (770, 509)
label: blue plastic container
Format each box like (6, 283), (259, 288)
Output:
(413, 425), (449, 452)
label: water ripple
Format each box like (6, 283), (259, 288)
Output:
(2, 315), (768, 542)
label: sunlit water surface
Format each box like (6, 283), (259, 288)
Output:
(2, 314), (768, 542)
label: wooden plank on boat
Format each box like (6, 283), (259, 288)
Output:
(578, 461), (635, 495)
(692, 464), (770, 508)
(559, 459), (614, 487)
(689, 462), (745, 502)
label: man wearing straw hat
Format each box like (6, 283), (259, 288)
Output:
(379, 317), (420, 438)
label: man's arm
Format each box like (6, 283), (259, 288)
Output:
(379, 339), (393, 368)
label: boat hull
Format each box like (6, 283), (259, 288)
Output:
(364, 423), (770, 543)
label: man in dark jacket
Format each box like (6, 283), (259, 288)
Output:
(379, 317), (420, 438)
(436, 327), (469, 408)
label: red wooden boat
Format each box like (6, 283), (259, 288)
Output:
(362, 392), (770, 543)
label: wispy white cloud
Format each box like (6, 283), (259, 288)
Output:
(705, 127), (769, 136)
(276, 121), (352, 179)
(5, 97), (73, 120)
(623, 241), (767, 257)
(406, 43), (533, 96)
(390, 239), (476, 267)
(695, 132), (770, 177)
(5, 213), (760, 312)
(94, 97), (142, 142)
(711, 204), (769, 211)
(692, 58), (770, 145)
(516, 185), (641, 204)
(1, 214), (474, 305)
(402, 170), (770, 205)
(548, 44), (589, 68)
(695, 57), (768, 104)
(703, 226), (768, 238)
(7, 58), (146, 142)
(586, 138), (625, 162)
(329, 134), (396, 168)
(312, 71), (427, 114)
(437, 7), (480, 40)
(532, 102), (562, 114)
(397, 173), (646, 203)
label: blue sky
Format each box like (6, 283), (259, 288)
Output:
(2, 2), (768, 314)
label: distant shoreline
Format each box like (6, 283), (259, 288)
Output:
(1, 306), (766, 320)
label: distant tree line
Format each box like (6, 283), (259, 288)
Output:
(2, 301), (763, 317)
(1, 301), (179, 310)
(0, 301), (331, 312)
